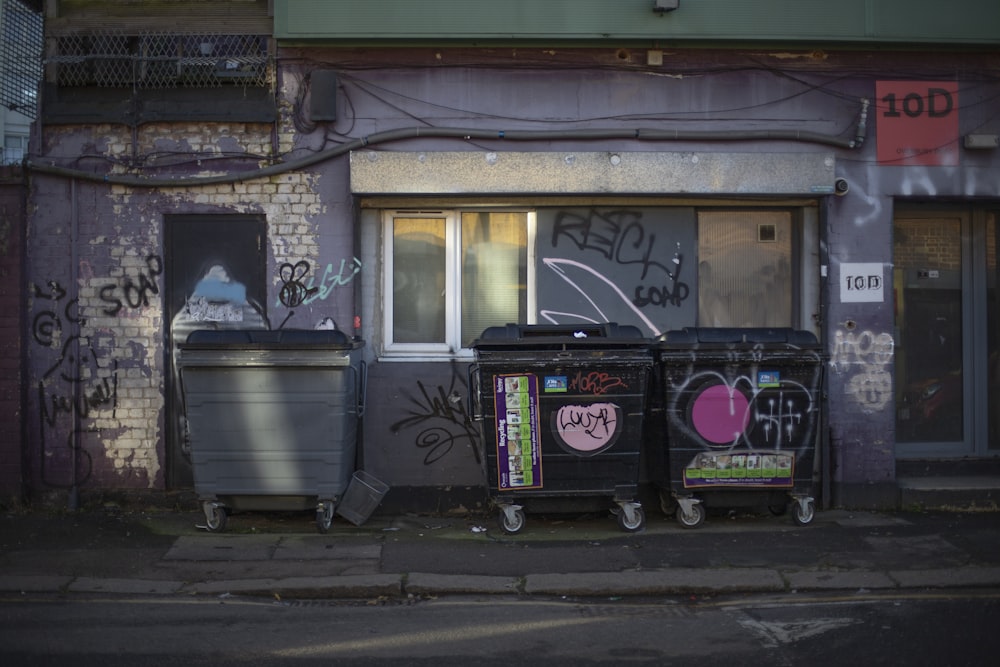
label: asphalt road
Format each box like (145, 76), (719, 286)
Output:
(3, 590), (999, 665)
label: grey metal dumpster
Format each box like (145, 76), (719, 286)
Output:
(470, 323), (653, 534)
(650, 327), (824, 528)
(178, 329), (366, 532)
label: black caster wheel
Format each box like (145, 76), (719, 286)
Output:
(498, 507), (526, 534)
(316, 501), (334, 533)
(204, 503), (227, 533)
(617, 505), (646, 533)
(675, 502), (705, 529)
(792, 498), (815, 526)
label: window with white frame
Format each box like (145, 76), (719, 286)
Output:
(383, 209), (533, 356)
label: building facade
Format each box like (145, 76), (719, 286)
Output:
(7, 0), (1000, 511)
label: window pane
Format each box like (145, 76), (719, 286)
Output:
(392, 217), (446, 344)
(3, 135), (26, 165)
(697, 211), (793, 327)
(461, 212), (527, 346)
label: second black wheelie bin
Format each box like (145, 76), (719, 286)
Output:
(649, 327), (824, 528)
(470, 323), (653, 534)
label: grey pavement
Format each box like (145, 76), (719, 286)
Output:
(2, 504), (1000, 600)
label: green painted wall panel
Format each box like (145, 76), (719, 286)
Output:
(273, 0), (1000, 45)
(871, 1), (999, 41)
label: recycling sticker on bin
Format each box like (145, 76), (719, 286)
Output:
(493, 374), (543, 490)
(682, 450), (795, 488)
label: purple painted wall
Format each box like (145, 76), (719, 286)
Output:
(22, 47), (1000, 509)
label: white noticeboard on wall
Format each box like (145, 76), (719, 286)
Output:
(840, 263), (884, 303)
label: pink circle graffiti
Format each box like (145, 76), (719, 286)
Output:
(554, 403), (620, 453)
(691, 384), (750, 445)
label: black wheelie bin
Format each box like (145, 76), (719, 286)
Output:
(178, 328), (366, 533)
(649, 327), (824, 528)
(470, 323), (653, 534)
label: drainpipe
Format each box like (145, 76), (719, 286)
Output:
(68, 177), (80, 511)
(818, 199), (831, 510)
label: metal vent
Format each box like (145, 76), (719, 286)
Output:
(48, 31), (271, 89)
(758, 223), (777, 242)
(0, 0), (43, 119)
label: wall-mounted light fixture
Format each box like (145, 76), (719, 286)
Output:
(654, 0), (679, 12)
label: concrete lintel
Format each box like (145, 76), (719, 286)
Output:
(350, 151), (836, 196)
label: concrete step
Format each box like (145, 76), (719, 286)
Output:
(897, 475), (1000, 511)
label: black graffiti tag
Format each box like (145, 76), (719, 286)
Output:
(38, 360), (119, 428)
(390, 377), (480, 466)
(551, 210), (690, 309)
(551, 209), (674, 280)
(99, 254), (163, 315)
(32, 273), (121, 492)
(632, 244), (689, 308)
(278, 260), (319, 308)
(557, 404), (617, 441)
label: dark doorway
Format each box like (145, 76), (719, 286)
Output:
(164, 215), (267, 488)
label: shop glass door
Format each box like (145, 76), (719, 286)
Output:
(894, 208), (997, 458)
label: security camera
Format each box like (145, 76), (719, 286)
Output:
(834, 178), (849, 196)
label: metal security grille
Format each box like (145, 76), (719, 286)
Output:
(0, 0), (44, 119)
(49, 31), (270, 89)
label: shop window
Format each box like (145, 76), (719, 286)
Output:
(383, 210), (531, 356)
(697, 210), (795, 327)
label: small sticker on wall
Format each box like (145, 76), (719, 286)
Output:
(758, 371), (780, 388)
(544, 376), (568, 392)
(840, 263), (884, 303)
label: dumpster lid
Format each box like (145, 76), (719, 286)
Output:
(471, 323), (649, 350)
(180, 328), (360, 349)
(653, 327), (818, 346)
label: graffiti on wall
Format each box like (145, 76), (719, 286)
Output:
(390, 365), (480, 466)
(830, 329), (894, 412)
(277, 260), (319, 308)
(537, 208), (694, 335)
(540, 258), (663, 334)
(31, 279), (120, 488)
(174, 263), (265, 327)
(99, 254), (163, 316)
(274, 257), (362, 308)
